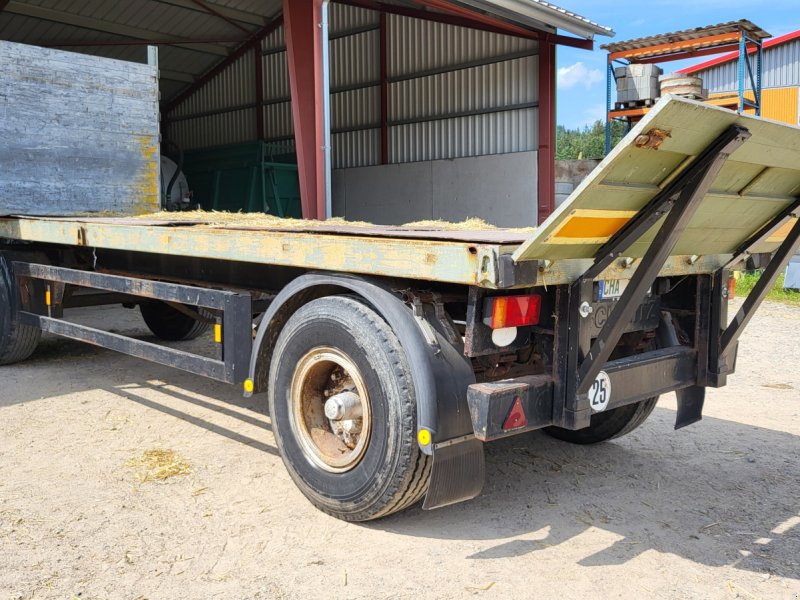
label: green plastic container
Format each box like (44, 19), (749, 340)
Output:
(182, 142), (301, 217)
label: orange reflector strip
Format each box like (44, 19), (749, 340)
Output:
(214, 323), (222, 343)
(555, 216), (631, 239)
(544, 209), (639, 245)
(767, 218), (798, 243)
(45, 289), (51, 306)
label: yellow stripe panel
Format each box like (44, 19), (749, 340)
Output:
(545, 209), (637, 245)
(767, 218), (799, 243)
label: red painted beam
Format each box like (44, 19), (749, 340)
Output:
(284, 0), (326, 220)
(631, 43), (751, 65)
(163, 15), (283, 115)
(537, 40), (555, 225)
(337, 0), (592, 49)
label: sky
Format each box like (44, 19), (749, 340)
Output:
(555, 0), (800, 129)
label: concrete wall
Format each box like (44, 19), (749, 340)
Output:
(555, 159), (600, 207)
(332, 151), (538, 227)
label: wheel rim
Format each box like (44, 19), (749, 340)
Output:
(289, 346), (372, 473)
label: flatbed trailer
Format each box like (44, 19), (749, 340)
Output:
(3, 96), (800, 521)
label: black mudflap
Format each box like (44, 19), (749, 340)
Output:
(422, 437), (485, 510)
(675, 385), (705, 429)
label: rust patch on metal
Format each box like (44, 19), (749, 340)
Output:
(77, 226), (88, 246)
(634, 128), (671, 150)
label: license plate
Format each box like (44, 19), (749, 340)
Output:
(598, 279), (627, 299)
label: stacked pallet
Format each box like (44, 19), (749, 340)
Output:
(614, 64), (663, 108)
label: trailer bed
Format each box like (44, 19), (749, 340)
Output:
(0, 214), (736, 289)
(2, 97), (799, 289)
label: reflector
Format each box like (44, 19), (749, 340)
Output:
(503, 396), (528, 431)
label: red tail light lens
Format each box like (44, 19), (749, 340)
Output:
(483, 294), (542, 329)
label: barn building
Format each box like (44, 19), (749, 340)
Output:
(0, 0), (612, 226)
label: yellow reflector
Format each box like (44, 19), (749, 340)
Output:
(767, 218), (798, 243)
(244, 379), (254, 394)
(45, 289), (51, 306)
(546, 209), (638, 245)
(417, 429), (431, 446)
(214, 323), (222, 343)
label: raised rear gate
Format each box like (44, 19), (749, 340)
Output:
(468, 96), (800, 439)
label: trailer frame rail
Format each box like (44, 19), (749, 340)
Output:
(12, 262), (253, 385)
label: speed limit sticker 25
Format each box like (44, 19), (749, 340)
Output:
(589, 371), (611, 412)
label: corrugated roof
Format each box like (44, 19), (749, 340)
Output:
(678, 28), (800, 75)
(601, 20), (770, 55)
(0, 0), (604, 103)
(447, 1), (613, 39)
(0, 0), (282, 101)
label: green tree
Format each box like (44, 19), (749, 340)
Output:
(556, 120), (627, 160)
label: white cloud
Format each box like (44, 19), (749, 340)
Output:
(583, 104), (607, 125)
(557, 62), (604, 90)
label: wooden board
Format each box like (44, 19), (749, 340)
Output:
(0, 41), (160, 216)
(514, 96), (800, 262)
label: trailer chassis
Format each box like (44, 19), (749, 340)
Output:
(4, 128), (800, 516)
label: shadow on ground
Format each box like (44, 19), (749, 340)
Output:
(3, 308), (799, 581)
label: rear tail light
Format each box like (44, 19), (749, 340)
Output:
(483, 294), (542, 329)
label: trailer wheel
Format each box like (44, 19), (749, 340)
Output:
(140, 301), (211, 341)
(544, 396), (659, 445)
(0, 256), (42, 366)
(268, 296), (430, 521)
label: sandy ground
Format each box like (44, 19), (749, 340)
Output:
(1, 301), (799, 600)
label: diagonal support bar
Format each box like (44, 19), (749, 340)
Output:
(724, 197), (800, 270)
(586, 124), (751, 281)
(719, 216), (800, 362)
(575, 125), (751, 396)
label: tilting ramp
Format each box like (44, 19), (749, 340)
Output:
(514, 95), (800, 263)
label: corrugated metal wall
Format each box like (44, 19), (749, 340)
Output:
(758, 87), (800, 125)
(694, 37), (800, 92)
(387, 15), (538, 164)
(168, 52), (256, 148)
(166, 2), (539, 168)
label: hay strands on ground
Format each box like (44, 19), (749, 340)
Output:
(126, 448), (192, 482)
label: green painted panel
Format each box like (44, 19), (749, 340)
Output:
(182, 142), (301, 217)
(514, 96), (800, 262)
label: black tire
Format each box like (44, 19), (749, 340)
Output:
(268, 296), (430, 521)
(0, 256), (42, 366)
(544, 396), (659, 445)
(140, 301), (211, 341)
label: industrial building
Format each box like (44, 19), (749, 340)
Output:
(679, 29), (800, 126)
(0, 0), (613, 226)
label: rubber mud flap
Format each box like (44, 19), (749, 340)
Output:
(675, 385), (705, 429)
(422, 437), (485, 510)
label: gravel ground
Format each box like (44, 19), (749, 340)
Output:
(1, 301), (799, 600)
